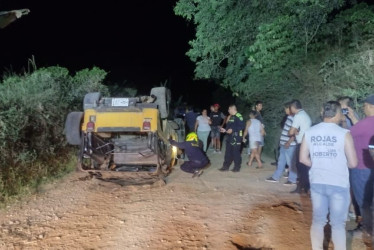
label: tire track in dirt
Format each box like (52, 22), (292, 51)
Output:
(0, 151), (368, 250)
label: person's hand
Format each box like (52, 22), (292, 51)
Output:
(242, 137), (247, 143)
(220, 127), (226, 133)
(369, 146), (374, 160)
(226, 128), (233, 134)
(284, 142), (290, 149)
(346, 107), (355, 119)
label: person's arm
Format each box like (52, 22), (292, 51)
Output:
(284, 135), (295, 149)
(242, 120), (250, 141)
(299, 136), (312, 167)
(169, 139), (186, 149)
(288, 115), (300, 136)
(344, 132), (358, 168)
(207, 117), (212, 125)
(347, 107), (359, 125)
(288, 127), (299, 137)
(194, 119), (199, 132)
(220, 112), (226, 127)
(261, 124), (266, 136)
(223, 115), (231, 127)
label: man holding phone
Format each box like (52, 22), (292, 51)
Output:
(338, 96), (360, 129)
(350, 94), (374, 237)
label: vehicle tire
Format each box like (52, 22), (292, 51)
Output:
(64, 111), (83, 145)
(150, 87), (170, 119)
(83, 92), (101, 110)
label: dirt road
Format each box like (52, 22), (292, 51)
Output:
(0, 150), (366, 250)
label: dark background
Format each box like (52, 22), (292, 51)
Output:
(0, 1), (232, 109)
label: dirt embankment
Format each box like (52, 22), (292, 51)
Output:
(0, 151), (366, 250)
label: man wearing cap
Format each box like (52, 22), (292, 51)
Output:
(209, 103), (226, 153)
(349, 94), (374, 234)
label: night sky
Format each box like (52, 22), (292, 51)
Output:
(0, 1), (226, 108)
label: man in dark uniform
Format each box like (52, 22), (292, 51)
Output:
(219, 104), (245, 172)
(169, 132), (210, 177)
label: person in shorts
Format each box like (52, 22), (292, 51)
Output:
(243, 111), (265, 168)
(209, 103), (226, 153)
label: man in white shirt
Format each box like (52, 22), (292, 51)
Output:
(288, 99), (312, 193)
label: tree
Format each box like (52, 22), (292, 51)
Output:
(175, 0), (374, 152)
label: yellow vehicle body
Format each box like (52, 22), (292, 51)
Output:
(64, 89), (184, 178)
(81, 107), (159, 133)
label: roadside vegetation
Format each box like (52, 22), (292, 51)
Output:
(0, 66), (109, 202)
(175, 0), (374, 151)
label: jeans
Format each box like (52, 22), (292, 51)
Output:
(197, 131), (210, 152)
(296, 144), (310, 191)
(310, 183), (350, 250)
(350, 168), (373, 232)
(272, 145), (297, 183)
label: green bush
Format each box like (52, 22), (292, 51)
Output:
(0, 66), (108, 201)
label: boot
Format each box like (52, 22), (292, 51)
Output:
(290, 185), (302, 194)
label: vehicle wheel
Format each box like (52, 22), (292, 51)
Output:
(83, 92), (101, 110)
(64, 112), (83, 145)
(150, 87), (170, 119)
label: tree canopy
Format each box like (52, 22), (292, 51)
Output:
(175, 0), (374, 149)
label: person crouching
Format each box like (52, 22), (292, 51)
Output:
(169, 132), (210, 177)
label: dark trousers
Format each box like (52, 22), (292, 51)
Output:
(180, 160), (208, 173)
(222, 141), (242, 171)
(296, 144), (310, 191)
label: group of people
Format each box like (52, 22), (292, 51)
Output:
(265, 95), (374, 249)
(171, 94), (374, 249)
(171, 102), (265, 175)
(184, 104), (227, 153)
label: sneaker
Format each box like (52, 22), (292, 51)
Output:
(212, 151), (217, 154)
(217, 150), (222, 154)
(265, 177), (278, 183)
(231, 169), (240, 172)
(283, 181), (296, 186)
(270, 162), (277, 166)
(192, 169), (204, 178)
(219, 167), (229, 172)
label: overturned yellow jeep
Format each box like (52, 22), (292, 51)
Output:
(64, 87), (184, 179)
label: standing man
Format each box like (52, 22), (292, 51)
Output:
(265, 102), (298, 185)
(300, 101), (357, 250)
(338, 96), (362, 230)
(219, 105), (245, 172)
(288, 99), (312, 194)
(184, 106), (198, 134)
(349, 94), (374, 235)
(209, 103), (226, 153)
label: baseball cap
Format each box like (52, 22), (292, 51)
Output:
(213, 103), (220, 108)
(363, 95), (374, 105)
